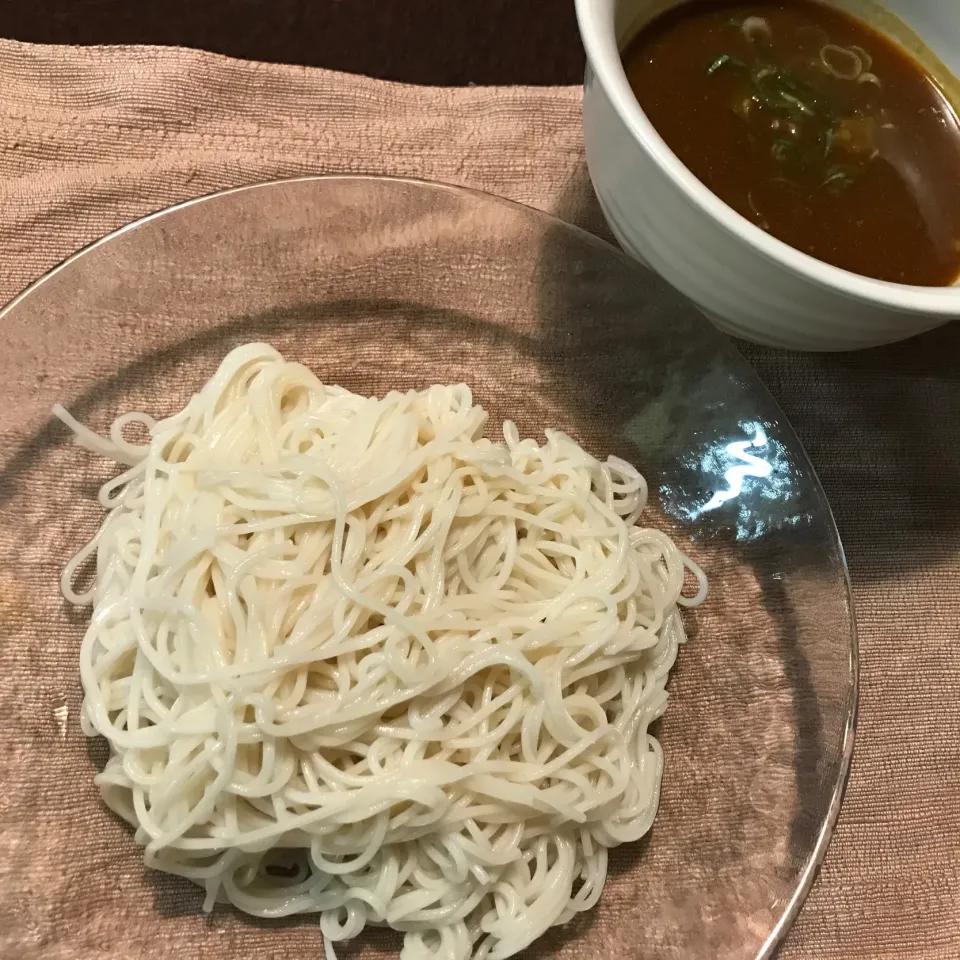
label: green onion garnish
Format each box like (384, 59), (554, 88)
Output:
(707, 53), (747, 75)
(778, 90), (816, 117)
(823, 128), (837, 158)
(822, 167), (855, 188)
(771, 138), (797, 161)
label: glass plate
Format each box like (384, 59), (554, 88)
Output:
(0, 176), (856, 960)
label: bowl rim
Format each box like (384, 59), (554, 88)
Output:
(575, 0), (960, 317)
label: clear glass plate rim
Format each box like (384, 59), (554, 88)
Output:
(0, 173), (859, 960)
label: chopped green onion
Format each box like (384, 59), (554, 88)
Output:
(777, 72), (820, 105)
(707, 53), (747, 75)
(749, 70), (818, 117)
(823, 128), (837, 158)
(822, 167), (855, 188)
(771, 138), (797, 161)
(778, 90), (816, 117)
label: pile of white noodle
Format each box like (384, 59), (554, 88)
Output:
(56, 343), (706, 960)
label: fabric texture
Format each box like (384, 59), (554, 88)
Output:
(0, 38), (957, 960)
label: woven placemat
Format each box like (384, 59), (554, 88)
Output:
(0, 38), (957, 960)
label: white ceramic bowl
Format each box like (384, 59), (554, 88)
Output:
(577, 0), (960, 350)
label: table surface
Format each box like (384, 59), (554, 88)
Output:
(4, 0), (585, 86)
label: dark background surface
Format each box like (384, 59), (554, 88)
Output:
(2, 0), (585, 86)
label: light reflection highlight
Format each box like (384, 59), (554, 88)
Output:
(702, 425), (773, 512)
(658, 419), (809, 542)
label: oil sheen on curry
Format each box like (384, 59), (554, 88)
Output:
(623, 1), (960, 286)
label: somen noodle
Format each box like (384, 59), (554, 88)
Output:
(55, 343), (706, 960)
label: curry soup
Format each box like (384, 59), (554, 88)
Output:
(623, 0), (960, 286)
